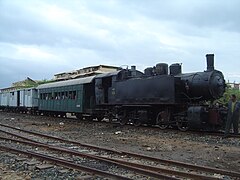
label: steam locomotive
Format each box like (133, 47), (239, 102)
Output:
(0, 54), (226, 131)
(93, 54), (226, 130)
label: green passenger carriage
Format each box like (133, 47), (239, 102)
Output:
(37, 76), (95, 117)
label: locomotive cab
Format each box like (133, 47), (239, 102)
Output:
(94, 68), (144, 105)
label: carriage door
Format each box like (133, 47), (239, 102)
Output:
(17, 91), (20, 106)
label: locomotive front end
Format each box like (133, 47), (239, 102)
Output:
(178, 54), (227, 130)
(180, 54), (226, 101)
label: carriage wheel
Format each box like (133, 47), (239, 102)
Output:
(76, 114), (83, 120)
(119, 118), (128, 125)
(96, 115), (104, 122)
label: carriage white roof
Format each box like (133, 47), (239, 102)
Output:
(37, 76), (95, 89)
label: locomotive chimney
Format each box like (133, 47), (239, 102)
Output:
(131, 65), (137, 77)
(206, 54), (214, 71)
(131, 66), (136, 71)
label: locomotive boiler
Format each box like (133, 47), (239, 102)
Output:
(177, 54), (225, 101)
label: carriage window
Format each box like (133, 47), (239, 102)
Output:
(45, 93), (51, 100)
(61, 92), (64, 99)
(73, 91), (77, 99)
(53, 92), (56, 99)
(65, 92), (69, 99)
(69, 91), (73, 99)
(68, 91), (76, 99)
(27, 90), (31, 96)
(48, 93), (52, 99)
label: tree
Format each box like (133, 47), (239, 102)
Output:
(217, 85), (240, 105)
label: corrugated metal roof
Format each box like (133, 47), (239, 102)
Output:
(37, 76), (95, 89)
(95, 70), (121, 78)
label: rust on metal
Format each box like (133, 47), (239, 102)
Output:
(0, 135), (177, 180)
(0, 145), (131, 180)
(0, 123), (240, 178)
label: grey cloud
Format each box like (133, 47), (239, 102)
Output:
(0, 0), (127, 52)
(0, 56), (74, 88)
(0, 0), (240, 87)
(122, 0), (240, 33)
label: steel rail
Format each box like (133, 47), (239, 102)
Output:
(0, 134), (217, 180)
(0, 134), (178, 180)
(198, 131), (240, 138)
(0, 123), (240, 178)
(0, 145), (130, 180)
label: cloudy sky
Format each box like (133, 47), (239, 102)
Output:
(0, 0), (240, 88)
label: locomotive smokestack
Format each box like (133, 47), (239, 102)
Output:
(131, 66), (136, 71)
(206, 54), (214, 71)
(131, 65), (137, 77)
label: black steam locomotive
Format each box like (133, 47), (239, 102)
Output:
(94, 54), (226, 131)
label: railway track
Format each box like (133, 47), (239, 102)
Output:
(0, 144), (130, 180)
(0, 123), (239, 179)
(2, 111), (240, 138)
(193, 131), (240, 138)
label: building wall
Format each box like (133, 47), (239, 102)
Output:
(228, 83), (240, 90)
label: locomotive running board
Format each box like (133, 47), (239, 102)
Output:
(121, 105), (152, 107)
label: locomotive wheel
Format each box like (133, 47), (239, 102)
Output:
(119, 116), (128, 125)
(156, 110), (170, 129)
(108, 115), (113, 123)
(133, 119), (141, 126)
(177, 121), (189, 131)
(118, 110), (129, 125)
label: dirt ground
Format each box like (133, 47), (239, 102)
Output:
(0, 111), (239, 179)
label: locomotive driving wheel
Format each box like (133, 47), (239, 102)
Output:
(133, 119), (141, 126)
(119, 116), (128, 125)
(119, 110), (129, 125)
(176, 117), (189, 131)
(156, 109), (170, 129)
